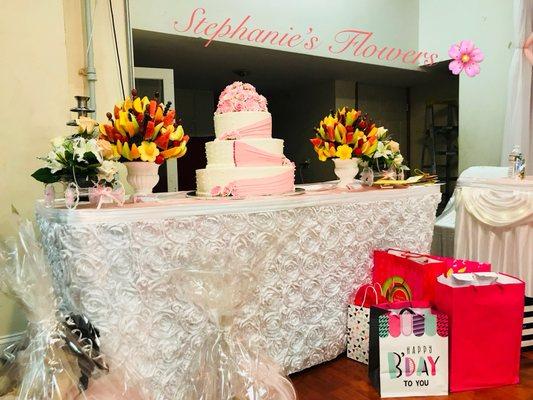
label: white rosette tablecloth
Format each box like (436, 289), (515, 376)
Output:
(36, 185), (440, 399)
(455, 176), (533, 296)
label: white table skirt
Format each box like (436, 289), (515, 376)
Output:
(455, 177), (533, 296)
(36, 185), (440, 399)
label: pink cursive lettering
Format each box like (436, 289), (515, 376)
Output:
(173, 7), (439, 66)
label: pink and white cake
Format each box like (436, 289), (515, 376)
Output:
(196, 82), (295, 197)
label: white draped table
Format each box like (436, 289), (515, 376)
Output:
(36, 185), (440, 399)
(455, 176), (533, 296)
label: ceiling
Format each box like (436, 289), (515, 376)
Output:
(133, 30), (452, 96)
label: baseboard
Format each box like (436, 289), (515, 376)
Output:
(0, 331), (26, 357)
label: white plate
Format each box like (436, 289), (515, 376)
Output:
(296, 183), (336, 192)
(186, 187), (305, 200)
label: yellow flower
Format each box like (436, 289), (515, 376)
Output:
(138, 141), (160, 162)
(335, 144), (352, 160)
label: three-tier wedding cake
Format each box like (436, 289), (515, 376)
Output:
(196, 82), (295, 197)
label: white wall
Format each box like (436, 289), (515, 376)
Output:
(131, 0), (421, 70)
(0, 1), (71, 338)
(0, 0), (129, 338)
(419, 0), (514, 171)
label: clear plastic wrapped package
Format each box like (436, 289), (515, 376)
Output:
(176, 234), (297, 400)
(0, 220), (151, 400)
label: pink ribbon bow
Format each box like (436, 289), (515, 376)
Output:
(89, 185), (125, 209)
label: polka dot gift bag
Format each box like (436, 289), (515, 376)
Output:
(347, 283), (384, 364)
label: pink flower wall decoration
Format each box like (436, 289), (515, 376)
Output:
(448, 40), (484, 77)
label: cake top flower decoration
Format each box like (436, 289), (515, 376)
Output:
(448, 40), (484, 77)
(215, 81), (268, 114)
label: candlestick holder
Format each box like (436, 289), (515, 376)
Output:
(66, 95), (95, 126)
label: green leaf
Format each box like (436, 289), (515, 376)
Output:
(31, 168), (60, 184)
(84, 152), (99, 165)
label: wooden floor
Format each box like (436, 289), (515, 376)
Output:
(291, 352), (533, 399)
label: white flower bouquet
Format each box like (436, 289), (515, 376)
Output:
(32, 117), (119, 187)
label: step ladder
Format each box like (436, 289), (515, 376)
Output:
(421, 101), (459, 207)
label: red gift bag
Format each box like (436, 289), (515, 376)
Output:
(373, 249), (490, 302)
(434, 273), (525, 392)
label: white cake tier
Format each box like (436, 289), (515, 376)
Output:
(214, 111), (272, 139)
(196, 165), (294, 196)
(205, 138), (284, 167)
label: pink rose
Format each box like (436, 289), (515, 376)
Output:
(215, 81), (268, 113)
(222, 182), (235, 196)
(244, 98), (256, 109)
(210, 186), (222, 196)
(389, 140), (400, 153)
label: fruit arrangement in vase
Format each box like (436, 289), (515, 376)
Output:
(98, 89), (189, 195)
(310, 107), (408, 186)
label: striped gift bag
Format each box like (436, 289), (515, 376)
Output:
(523, 296), (533, 351)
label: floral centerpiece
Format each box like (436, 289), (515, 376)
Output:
(215, 81), (268, 114)
(98, 89), (189, 195)
(310, 107), (408, 185)
(32, 117), (119, 188)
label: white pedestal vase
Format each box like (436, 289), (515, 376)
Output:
(124, 161), (160, 196)
(333, 158), (359, 188)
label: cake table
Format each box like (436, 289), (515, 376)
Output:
(36, 184), (440, 399)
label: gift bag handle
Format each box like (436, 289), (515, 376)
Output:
(355, 282), (382, 306)
(399, 308), (416, 315)
(387, 249), (438, 264)
(388, 248), (424, 258)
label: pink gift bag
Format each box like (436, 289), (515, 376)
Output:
(434, 273), (525, 392)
